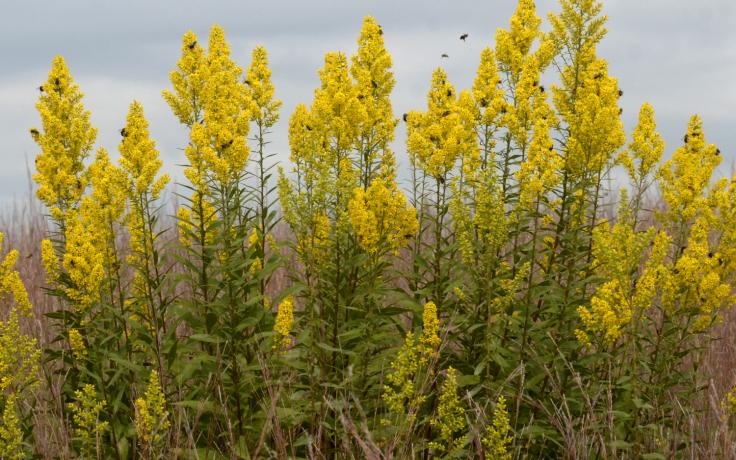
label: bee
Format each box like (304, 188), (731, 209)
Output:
(539, 85), (545, 93)
(357, 94), (365, 100)
(371, 80), (378, 89)
(618, 89), (623, 97)
(378, 26), (383, 36)
(442, 110), (451, 117)
(306, 125), (313, 131)
(480, 98), (488, 108)
(593, 73), (603, 79)
(548, 144), (554, 151)
(430, 135), (439, 143)
(708, 252), (714, 258)
(618, 108), (623, 115)
(683, 134), (689, 143)
(245, 79), (252, 86)
(438, 175), (445, 184)
(446, 89), (452, 97)
(500, 106), (507, 115)
(460, 33), (468, 41)
(441, 53), (449, 59)
(29, 128), (40, 138)
(188, 41), (197, 50)
(54, 77), (60, 86)
(533, 80), (538, 87)
(402, 113), (408, 122)
(715, 148), (721, 156)
(38, 85), (44, 93)
(222, 139), (233, 149)
(120, 128), (128, 137)
(496, 79), (502, 85)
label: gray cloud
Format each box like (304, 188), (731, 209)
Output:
(1, 0), (735, 205)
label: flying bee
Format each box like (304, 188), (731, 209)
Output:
(460, 33), (468, 41)
(441, 53), (449, 59)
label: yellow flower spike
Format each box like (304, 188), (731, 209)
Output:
(382, 332), (426, 417)
(407, 69), (473, 180)
(347, 178), (418, 256)
(68, 328), (86, 360)
(622, 103), (664, 185)
(313, 51), (367, 152)
(0, 394), (23, 460)
(351, 16), (397, 173)
(419, 301), (441, 360)
(473, 48), (505, 129)
(135, 370), (170, 455)
(273, 296), (295, 349)
(41, 239), (60, 283)
(119, 101), (169, 201)
(428, 367), (466, 453)
(67, 384), (109, 458)
(658, 115), (720, 226)
(247, 45), (282, 127)
(482, 395), (513, 459)
(495, 0), (543, 78)
(563, 57), (625, 177)
(32, 56), (97, 225)
(163, 30), (208, 127)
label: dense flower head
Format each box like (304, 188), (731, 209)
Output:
(135, 370), (170, 453)
(483, 395), (513, 459)
(0, 395), (22, 460)
(247, 45), (282, 127)
(495, 0), (543, 78)
(382, 332), (425, 416)
(563, 57), (625, 177)
(619, 103), (664, 186)
(67, 384), (109, 457)
(351, 16), (397, 161)
(473, 47), (506, 129)
(406, 68), (475, 179)
(347, 177), (418, 256)
(119, 101), (170, 200)
(32, 56), (97, 223)
(86, 148), (128, 231)
(658, 115), (720, 225)
(177, 25), (252, 189)
(40, 239), (60, 283)
(62, 206), (107, 311)
(419, 301), (441, 360)
(428, 367), (466, 453)
(312, 51), (367, 151)
(162, 31), (208, 127)
(517, 83), (561, 206)
(68, 328), (87, 361)
(273, 296), (294, 349)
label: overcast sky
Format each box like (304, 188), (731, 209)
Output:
(1, 0), (734, 206)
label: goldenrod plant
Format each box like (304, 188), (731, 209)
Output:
(12, 1), (736, 457)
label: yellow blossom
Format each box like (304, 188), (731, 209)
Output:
(31, 56), (96, 224)
(347, 178), (417, 256)
(68, 328), (86, 360)
(419, 301), (441, 360)
(483, 395), (513, 460)
(428, 367), (466, 453)
(273, 296), (294, 349)
(247, 45), (282, 127)
(135, 370), (170, 456)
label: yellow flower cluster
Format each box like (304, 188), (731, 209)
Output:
(722, 385), (736, 421)
(313, 52), (367, 153)
(428, 367), (466, 453)
(167, 25), (252, 190)
(483, 395), (513, 459)
(67, 384), (109, 457)
(406, 69), (476, 180)
(68, 328), (86, 361)
(577, 215), (664, 346)
(619, 103), (664, 188)
(135, 370), (170, 454)
(0, 395), (22, 460)
(119, 101), (170, 201)
(247, 46), (282, 127)
(351, 16), (396, 169)
(563, 57), (625, 177)
(273, 296), (294, 349)
(495, 0), (544, 78)
(418, 301), (441, 362)
(658, 115), (720, 225)
(31, 56), (97, 223)
(382, 332), (424, 417)
(347, 178), (417, 256)
(473, 47), (505, 131)
(162, 31), (207, 127)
